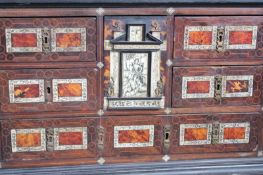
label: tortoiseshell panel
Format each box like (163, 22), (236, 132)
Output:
(11, 33), (37, 47)
(186, 81), (210, 94)
(118, 129), (150, 144)
(188, 31), (213, 45)
(229, 31), (253, 45)
(184, 128), (208, 141)
(223, 127), (246, 140)
(56, 33), (82, 48)
(58, 83), (82, 97)
(9, 79), (45, 104)
(54, 127), (88, 151)
(226, 80), (249, 93)
(180, 123), (212, 145)
(219, 122), (250, 144)
(58, 132), (83, 145)
(16, 133), (41, 147)
(11, 128), (46, 152)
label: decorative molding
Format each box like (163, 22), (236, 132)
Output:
(11, 128), (46, 152)
(113, 44), (160, 50)
(9, 79), (45, 103)
(114, 125), (154, 148)
(184, 26), (217, 50)
(52, 78), (87, 102)
(54, 127), (88, 151)
(219, 122), (250, 144)
(180, 124), (212, 146)
(51, 28), (86, 52)
(182, 76), (215, 99)
(6, 28), (42, 53)
(221, 75), (253, 98)
(224, 26), (257, 50)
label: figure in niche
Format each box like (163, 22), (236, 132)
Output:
(122, 53), (148, 97)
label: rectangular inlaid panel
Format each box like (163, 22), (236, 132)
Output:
(221, 75), (253, 97)
(54, 127), (88, 150)
(182, 76), (215, 99)
(114, 125), (154, 148)
(5, 28), (42, 53)
(184, 26), (217, 50)
(11, 128), (46, 152)
(9, 79), (45, 103)
(127, 25), (145, 42)
(52, 79), (87, 102)
(180, 124), (212, 145)
(224, 26), (257, 49)
(121, 52), (149, 98)
(219, 122), (250, 144)
(51, 28), (86, 52)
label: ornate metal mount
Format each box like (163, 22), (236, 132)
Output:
(42, 28), (50, 53)
(214, 76), (222, 102)
(216, 26), (225, 52)
(163, 125), (171, 153)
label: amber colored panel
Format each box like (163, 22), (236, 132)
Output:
(11, 33), (37, 47)
(184, 128), (208, 141)
(224, 127), (246, 140)
(59, 132), (83, 145)
(188, 31), (212, 45)
(118, 130), (150, 143)
(16, 133), (41, 147)
(226, 80), (249, 93)
(14, 84), (40, 98)
(56, 33), (81, 48)
(58, 83), (82, 97)
(187, 81), (210, 94)
(229, 31), (253, 45)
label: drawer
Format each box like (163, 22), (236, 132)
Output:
(174, 16), (261, 62)
(169, 113), (259, 154)
(0, 68), (99, 113)
(101, 116), (165, 157)
(0, 17), (96, 62)
(1, 117), (98, 162)
(103, 16), (168, 110)
(172, 66), (262, 108)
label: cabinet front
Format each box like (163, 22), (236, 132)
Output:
(1, 117), (98, 162)
(0, 17), (96, 62)
(172, 66), (262, 108)
(170, 113), (258, 154)
(174, 16), (262, 62)
(0, 68), (99, 113)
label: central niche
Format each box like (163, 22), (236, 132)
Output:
(120, 52), (150, 98)
(104, 21), (166, 110)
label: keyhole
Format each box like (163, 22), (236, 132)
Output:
(47, 87), (51, 94)
(165, 132), (170, 140)
(44, 37), (48, 44)
(219, 35), (223, 42)
(217, 84), (221, 90)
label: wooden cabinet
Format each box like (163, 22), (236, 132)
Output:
(0, 3), (262, 169)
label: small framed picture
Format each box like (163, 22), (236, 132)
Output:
(127, 24), (146, 42)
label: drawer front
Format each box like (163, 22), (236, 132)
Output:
(174, 16), (261, 61)
(172, 66), (262, 108)
(1, 117), (98, 161)
(0, 68), (99, 113)
(0, 17), (96, 62)
(170, 113), (258, 154)
(102, 116), (164, 157)
(103, 16), (168, 110)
